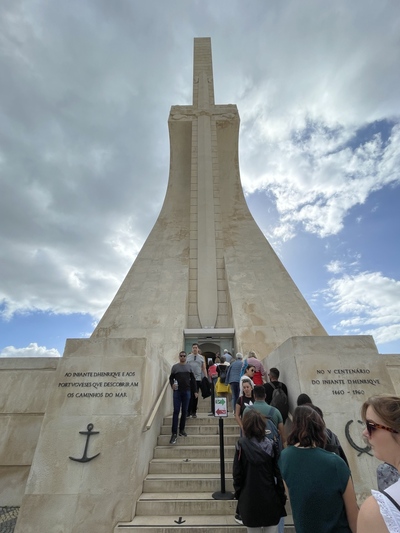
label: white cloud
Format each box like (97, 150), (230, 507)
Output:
(326, 261), (344, 275)
(0, 343), (61, 358)
(317, 272), (400, 345)
(241, 123), (400, 240)
(0, 0), (399, 355)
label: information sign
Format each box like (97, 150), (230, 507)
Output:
(214, 397), (228, 417)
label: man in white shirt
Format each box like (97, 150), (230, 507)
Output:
(186, 343), (206, 418)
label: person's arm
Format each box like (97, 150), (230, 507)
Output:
(277, 422), (286, 448)
(234, 402), (243, 430)
(190, 371), (198, 397)
(357, 494), (389, 533)
(169, 369), (175, 388)
(232, 444), (244, 498)
(343, 477), (359, 533)
(202, 359), (207, 378)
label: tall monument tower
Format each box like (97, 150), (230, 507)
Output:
(92, 37), (326, 359)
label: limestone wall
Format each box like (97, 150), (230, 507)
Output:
(13, 338), (173, 533)
(266, 335), (399, 503)
(0, 357), (59, 505)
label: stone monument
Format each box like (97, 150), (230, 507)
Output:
(1, 37), (399, 532)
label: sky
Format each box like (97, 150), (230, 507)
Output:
(1, 0), (399, 358)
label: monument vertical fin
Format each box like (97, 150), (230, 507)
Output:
(193, 38), (218, 327)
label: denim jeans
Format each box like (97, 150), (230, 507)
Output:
(230, 381), (240, 413)
(210, 377), (217, 413)
(188, 380), (201, 415)
(172, 390), (191, 434)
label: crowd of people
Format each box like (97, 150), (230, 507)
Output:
(169, 345), (400, 532)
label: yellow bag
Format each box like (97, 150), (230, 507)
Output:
(215, 378), (231, 394)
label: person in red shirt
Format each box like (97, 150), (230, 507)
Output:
(246, 351), (266, 385)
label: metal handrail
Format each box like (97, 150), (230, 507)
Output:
(143, 379), (170, 431)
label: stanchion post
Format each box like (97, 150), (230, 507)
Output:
(212, 399), (234, 500)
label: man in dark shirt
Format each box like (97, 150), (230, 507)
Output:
(264, 367), (289, 423)
(169, 351), (197, 444)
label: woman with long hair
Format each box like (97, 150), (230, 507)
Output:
(233, 409), (286, 532)
(235, 379), (254, 433)
(357, 395), (400, 533)
(278, 405), (358, 533)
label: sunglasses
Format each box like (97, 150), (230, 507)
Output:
(366, 420), (398, 437)
(179, 354), (187, 358)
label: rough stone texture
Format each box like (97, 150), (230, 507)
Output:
(266, 335), (396, 503)
(13, 338), (171, 533)
(0, 358), (58, 505)
(0, 467), (30, 506)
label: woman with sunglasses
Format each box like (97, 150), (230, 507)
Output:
(278, 405), (358, 533)
(357, 395), (400, 533)
(239, 364), (256, 396)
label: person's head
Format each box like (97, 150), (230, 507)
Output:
(288, 405), (327, 448)
(248, 350), (257, 359)
(297, 393), (312, 406)
(308, 404), (324, 420)
(361, 395), (400, 463)
(242, 379), (254, 397)
(242, 409), (266, 442)
(269, 368), (279, 381)
(236, 352), (243, 360)
(253, 385), (266, 401)
(245, 364), (256, 377)
(220, 355), (226, 363)
(215, 356), (221, 364)
(208, 358), (213, 366)
(224, 349), (228, 354)
(178, 351), (187, 364)
(192, 343), (199, 354)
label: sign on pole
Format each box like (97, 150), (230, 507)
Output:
(214, 397), (228, 417)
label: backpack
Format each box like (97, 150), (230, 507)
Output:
(270, 382), (289, 421)
(244, 405), (282, 458)
(219, 365), (227, 384)
(265, 415), (282, 458)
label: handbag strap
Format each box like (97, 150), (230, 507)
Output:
(381, 490), (400, 512)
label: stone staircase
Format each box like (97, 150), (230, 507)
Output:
(115, 397), (295, 532)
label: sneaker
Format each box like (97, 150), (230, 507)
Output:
(169, 434), (177, 445)
(234, 514), (243, 525)
(179, 430), (187, 437)
(192, 414), (197, 418)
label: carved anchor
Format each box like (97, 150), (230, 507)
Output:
(69, 423), (100, 463)
(345, 420), (373, 456)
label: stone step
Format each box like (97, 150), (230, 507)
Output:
(115, 514), (244, 533)
(135, 493), (237, 516)
(149, 458), (233, 475)
(160, 424), (240, 435)
(153, 445), (235, 460)
(116, 514), (295, 533)
(157, 434), (238, 446)
(115, 394), (293, 533)
(143, 474), (234, 493)
(163, 415), (237, 426)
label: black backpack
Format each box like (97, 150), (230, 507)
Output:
(219, 365), (227, 383)
(270, 383), (289, 421)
